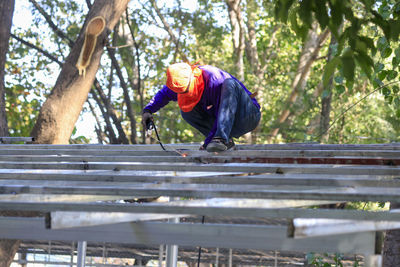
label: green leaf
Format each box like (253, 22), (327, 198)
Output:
(313, 0), (329, 29)
(329, 0), (344, 27)
(378, 70), (388, 81)
(396, 2), (400, 13)
(377, 36), (388, 50)
(381, 47), (393, 58)
(395, 47), (400, 58)
(343, 6), (355, 22)
(299, 0), (312, 28)
(371, 12), (392, 41)
(275, 0), (296, 23)
(357, 36), (376, 53)
(375, 62), (385, 72)
(323, 56), (340, 87)
(334, 76), (344, 84)
(392, 56), (399, 69)
(341, 51), (355, 82)
(373, 78), (384, 88)
(336, 84), (346, 95)
(394, 97), (400, 106)
(289, 10), (308, 40)
(387, 70), (398, 81)
(360, 0), (373, 10)
(355, 52), (373, 78)
(382, 86), (391, 96)
(389, 19), (400, 41)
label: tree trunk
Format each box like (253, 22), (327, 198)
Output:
(245, 0), (261, 78)
(319, 33), (336, 143)
(383, 202), (400, 266)
(0, 0), (14, 136)
(31, 0), (130, 144)
(268, 25), (329, 141)
(226, 0), (245, 81)
(0, 1), (17, 266)
(0, 240), (20, 267)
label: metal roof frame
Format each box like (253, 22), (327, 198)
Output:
(0, 142), (399, 266)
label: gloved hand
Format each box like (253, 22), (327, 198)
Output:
(142, 111), (154, 130)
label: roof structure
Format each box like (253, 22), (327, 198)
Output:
(0, 140), (399, 266)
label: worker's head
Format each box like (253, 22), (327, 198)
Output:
(166, 63), (194, 94)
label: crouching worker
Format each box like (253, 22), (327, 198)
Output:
(142, 62), (261, 152)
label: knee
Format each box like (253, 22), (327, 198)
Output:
(221, 78), (241, 97)
(222, 78), (238, 90)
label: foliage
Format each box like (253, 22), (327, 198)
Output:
(274, 0), (400, 133)
(306, 252), (360, 267)
(5, 0), (400, 145)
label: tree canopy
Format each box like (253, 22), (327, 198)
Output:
(5, 0), (400, 145)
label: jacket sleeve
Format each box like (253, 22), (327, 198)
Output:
(143, 85), (177, 113)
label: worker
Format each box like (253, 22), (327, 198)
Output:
(142, 62), (261, 152)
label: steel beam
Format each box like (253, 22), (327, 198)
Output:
(0, 217), (376, 255)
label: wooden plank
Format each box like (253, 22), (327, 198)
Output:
(1, 181), (400, 201)
(1, 143), (399, 150)
(0, 137), (34, 143)
(0, 217), (376, 254)
(0, 171), (398, 187)
(237, 143), (400, 151)
(1, 201), (400, 221)
(1, 147), (400, 157)
(0, 149), (180, 156)
(0, 162), (399, 175)
(1, 154), (399, 165)
(0, 155), (188, 163)
(0, 171), (241, 183)
(199, 156), (400, 166)
(0, 194), (124, 202)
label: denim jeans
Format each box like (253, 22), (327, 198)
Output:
(181, 78), (261, 142)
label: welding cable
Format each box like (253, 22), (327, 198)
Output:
(146, 120), (190, 157)
(147, 120), (166, 151)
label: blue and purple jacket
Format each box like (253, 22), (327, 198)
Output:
(144, 65), (260, 144)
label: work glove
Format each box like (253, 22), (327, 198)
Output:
(142, 111), (154, 130)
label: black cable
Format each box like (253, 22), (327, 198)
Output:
(148, 120), (166, 151)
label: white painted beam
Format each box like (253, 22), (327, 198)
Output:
(290, 218), (400, 238)
(49, 198), (334, 229)
(0, 217), (377, 255)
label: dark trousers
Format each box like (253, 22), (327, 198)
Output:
(181, 78), (260, 142)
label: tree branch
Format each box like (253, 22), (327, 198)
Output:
(10, 33), (62, 66)
(149, 0), (188, 62)
(29, 0), (75, 47)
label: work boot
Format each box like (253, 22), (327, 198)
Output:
(206, 137), (235, 152)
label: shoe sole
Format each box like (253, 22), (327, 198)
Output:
(206, 143), (227, 152)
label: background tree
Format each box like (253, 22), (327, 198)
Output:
(30, 0), (130, 144)
(0, 1), (17, 265)
(0, 0), (14, 137)
(3, 0), (400, 265)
